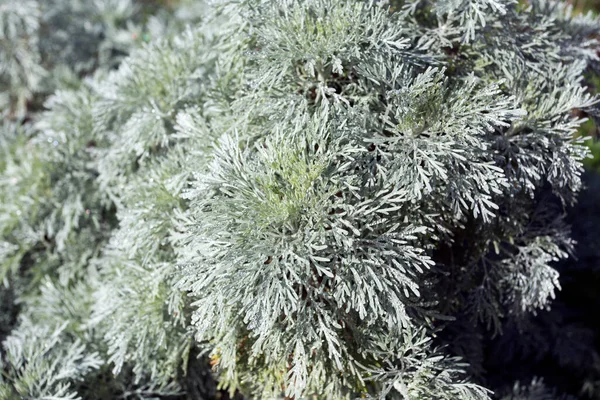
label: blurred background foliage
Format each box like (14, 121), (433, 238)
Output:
(576, 0), (600, 169)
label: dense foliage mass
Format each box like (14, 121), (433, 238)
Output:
(1, 0), (600, 399)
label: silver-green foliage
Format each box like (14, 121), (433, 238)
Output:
(0, 0), (599, 398)
(173, 0), (598, 397)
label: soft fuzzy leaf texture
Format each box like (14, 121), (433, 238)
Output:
(0, 0), (599, 399)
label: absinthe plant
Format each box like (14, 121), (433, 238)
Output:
(180, 0), (600, 397)
(0, 0), (599, 398)
(0, 0), (208, 398)
(175, 0), (596, 398)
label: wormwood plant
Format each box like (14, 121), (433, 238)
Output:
(1, 0), (599, 398)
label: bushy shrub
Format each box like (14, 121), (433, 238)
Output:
(1, 0), (599, 398)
